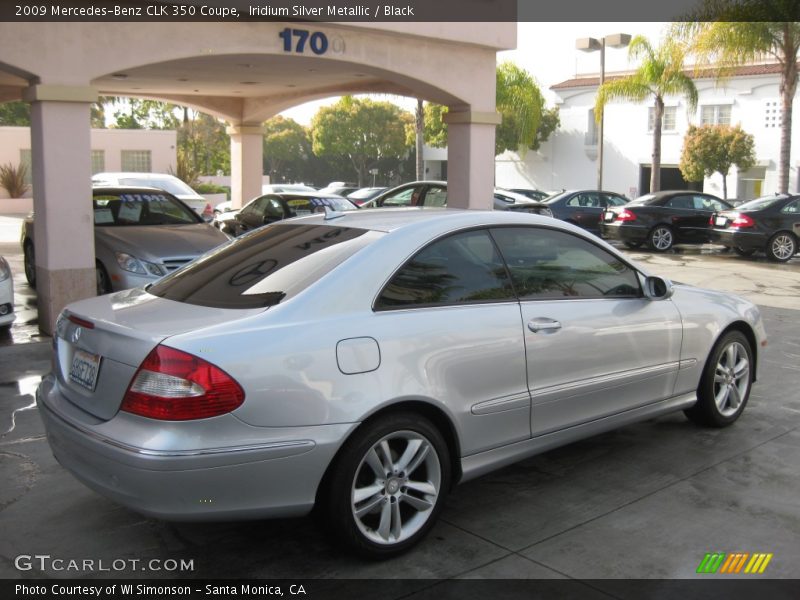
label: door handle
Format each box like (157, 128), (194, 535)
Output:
(528, 318), (562, 333)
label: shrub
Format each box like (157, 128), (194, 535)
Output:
(0, 162), (30, 198)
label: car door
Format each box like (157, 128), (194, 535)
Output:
(565, 192), (604, 231)
(779, 198), (800, 237)
(372, 228), (531, 454)
(490, 226), (683, 436)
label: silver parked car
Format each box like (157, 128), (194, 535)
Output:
(21, 187), (229, 294)
(37, 209), (766, 558)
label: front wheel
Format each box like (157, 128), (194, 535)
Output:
(766, 232), (796, 262)
(23, 243), (36, 288)
(323, 412), (450, 559)
(648, 225), (674, 252)
(685, 331), (753, 427)
(96, 262), (112, 295)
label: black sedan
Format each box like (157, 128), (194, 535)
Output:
(362, 181), (553, 216)
(216, 192), (357, 237)
(709, 194), (800, 262)
(544, 189), (629, 234)
(600, 190), (732, 251)
(501, 187), (550, 202)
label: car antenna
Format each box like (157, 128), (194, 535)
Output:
(323, 205), (346, 220)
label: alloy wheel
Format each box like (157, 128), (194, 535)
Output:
(769, 234), (795, 261)
(650, 226), (673, 251)
(713, 341), (750, 418)
(350, 430), (441, 546)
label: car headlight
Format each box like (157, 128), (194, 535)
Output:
(0, 257), (10, 282)
(115, 253), (166, 277)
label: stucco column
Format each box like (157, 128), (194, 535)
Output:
(227, 124), (264, 209)
(23, 85), (97, 335)
(443, 110), (501, 209)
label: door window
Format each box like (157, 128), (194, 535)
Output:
(490, 227), (641, 300)
(380, 186), (418, 207)
(423, 186), (448, 207)
(376, 229), (515, 308)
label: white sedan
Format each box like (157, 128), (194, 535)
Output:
(0, 256), (15, 332)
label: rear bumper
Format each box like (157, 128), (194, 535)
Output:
(709, 229), (767, 251)
(37, 374), (356, 521)
(599, 222), (648, 243)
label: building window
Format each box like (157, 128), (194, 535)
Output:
(91, 150), (105, 174)
(764, 100), (782, 129)
(701, 105), (731, 126)
(648, 106), (677, 132)
(585, 109), (598, 146)
(19, 149), (32, 185)
(121, 150), (151, 172)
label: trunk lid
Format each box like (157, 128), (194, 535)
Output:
(53, 287), (262, 420)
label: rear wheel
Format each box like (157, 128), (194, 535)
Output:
(766, 232), (796, 262)
(648, 225), (674, 252)
(323, 412), (450, 559)
(685, 331), (753, 427)
(733, 247), (756, 257)
(23, 242), (36, 288)
(96, 262), (112, 295)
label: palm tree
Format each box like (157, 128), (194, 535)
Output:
(674, 5), (800, 195)
(595, 36), (698, 193)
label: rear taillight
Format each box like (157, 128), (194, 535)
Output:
(730, 214), (755, 228)
(121, 345), (244, 420)
(616, 209), (637, 222)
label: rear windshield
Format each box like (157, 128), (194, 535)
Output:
(629, 194), (657, 205)
(93, 192), (200, 226)
(118, 177), (197, 196)
(734, 195), (786, 211)
(147, 223), (380, 309)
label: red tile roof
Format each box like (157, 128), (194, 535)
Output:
(551, 62), (793, 90)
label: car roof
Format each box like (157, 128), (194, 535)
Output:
(266, 191), (347, 199)
(286, 206), (556, 234)
(92, 185), (178, 196)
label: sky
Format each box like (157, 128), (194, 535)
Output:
(280, 22), (672, 124)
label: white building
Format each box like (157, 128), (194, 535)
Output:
(496, 62), (797, 201)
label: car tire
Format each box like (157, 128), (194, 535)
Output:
(624, 241), (644, 249)
(323, 412), (450, 559)
(96, 262), (112, 295)
(648, 225), (674, 252)
(733, 246), (756, 257)
(766, 231), (796, 262)
(684, 330), (753, 428)
(23, 242), (36, 288)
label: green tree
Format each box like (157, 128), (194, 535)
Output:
(595, 35), (698, 193)
(178, 112), (230, 176)
(311, 96), (412, 186)
(262, 116), (309, 181)
(110, 99), (181, 130)
(0, 101), (30, 126)
(423, 63), (555, 156)
(673, 4), (800, 194)
(680, 124), (756, 199)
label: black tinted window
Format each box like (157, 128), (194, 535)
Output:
(490, 227), (641, 300)
(149, 224), (378, 309)
(376, 229), (514, 309)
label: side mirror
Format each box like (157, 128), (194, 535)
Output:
(643, 275), (674, 300)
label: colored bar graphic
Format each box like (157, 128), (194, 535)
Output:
(697, 552), (773, 574)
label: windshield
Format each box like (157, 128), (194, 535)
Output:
(148, 223), (381, 309)
(285, 196), (358, 215)
(349, 188), (384, 200)
(118, 177), (197, 196)
(93, 192), (200, 226)
(544, 192), (571, 204)
(629, 194), (657, 205)
(734, 195), (786, 211)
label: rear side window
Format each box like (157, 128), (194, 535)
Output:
(148, 224), (379, 309)
(490, 227), (641, 300)
(376, 229), (515, 309)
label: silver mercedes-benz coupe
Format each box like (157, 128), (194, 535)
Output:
(37, 208), (766, 558)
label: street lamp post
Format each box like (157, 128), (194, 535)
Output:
(576, 33), (631, 191)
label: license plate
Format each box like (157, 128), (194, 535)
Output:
(715, 216), (727, 227)
(604, 212), (615, 222)
(69, 349), (102, 392)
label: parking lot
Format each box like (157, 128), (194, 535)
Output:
(1, 214), (799, 587)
